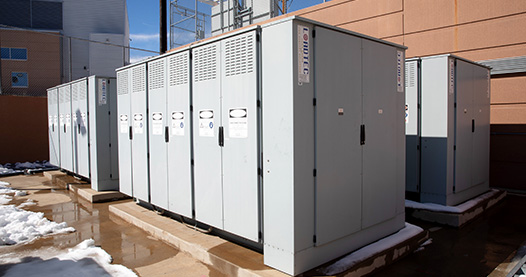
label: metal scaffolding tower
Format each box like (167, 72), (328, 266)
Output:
(170, 0), (210, 48)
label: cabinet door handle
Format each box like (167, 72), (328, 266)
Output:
(129, 126), (133, 140)
(360, 124), (366, 145)
(165, 126), (169, 143)
(218, 126), (224, 147)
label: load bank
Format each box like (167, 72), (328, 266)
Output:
(116, 16), (406, 275)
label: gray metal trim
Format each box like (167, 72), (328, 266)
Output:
(479, 56), (526, 75)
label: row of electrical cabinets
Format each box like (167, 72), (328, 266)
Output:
(117, 16), (406, 276)
(405, 55), (491, 206)
(47, 76), (119, 191)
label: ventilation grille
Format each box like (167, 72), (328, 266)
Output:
(405, 62), (416, 88)
(225, 33), (254, 77)
(72, 83), (78, 101)
(149, 59), (165, 90)
(79, 81), (87, 100)
(117, 70), (129, 95)
(48, 91), (56, 104)
(169, 52), (189, 86)
(132, 65), (146, 93)
(64, 86), (71, 103)
(194, 44), (217, 82)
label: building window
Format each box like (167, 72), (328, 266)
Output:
(11, 72), (28, 88)
(1, 48), (27, 60)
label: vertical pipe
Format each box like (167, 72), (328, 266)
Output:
(69, 37), (72, 82)
(195, 0), (198, 41)
(160, 0), (167, 54)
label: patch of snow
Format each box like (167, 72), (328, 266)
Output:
(0, 205), (75, 245)
(405, 189), (500, 213)
(321, 223), (424, 275)
(0, 195), (13, 205)
(1, 239), (137, 277)
(0, 180), (10, 186)
(421, 238), (433, 247)
(18, 199), (37, 209)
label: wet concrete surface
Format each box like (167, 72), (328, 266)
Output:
(3, 173), (526, 276)
(0, 174), (225, 277)
(375, 193), (526, 276)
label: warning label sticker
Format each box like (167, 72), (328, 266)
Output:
(152, 112), (163, 135)
(120, 114), (128, 134)
(172, 111), (184, 136)
(134, 113), (144, 134)
(298, 25), (310, 84)
(199, 110), (214, 137)
(405, 104), (409, 124)
(397, 50), (404, 92)
(229, 108), (248, 138)
(99, 79), (107, 106)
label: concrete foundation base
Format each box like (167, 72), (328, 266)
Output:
(406, 189), (507, 228)
(43, 170), (127, 203)
(109, 201), (427, 276)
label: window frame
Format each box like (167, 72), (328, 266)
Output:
(1, 48), (28, 61)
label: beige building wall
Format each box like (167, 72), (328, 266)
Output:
(284, 0), (526, 190)
(0, 29), (60, 164)
(0, 29), (61, 96)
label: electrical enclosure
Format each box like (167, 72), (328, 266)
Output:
(47, 87), (60, 167)
(405, 55), (490, 206)
(261, 17), (406, 275)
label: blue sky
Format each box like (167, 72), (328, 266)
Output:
(127, 0), (329, 62)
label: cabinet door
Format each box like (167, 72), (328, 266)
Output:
(131, 64), (150, 202)
(193, 42), (223, 229)
(314, 27), (362, 246)
(471, 65), (490, 187)
(117, 70), (133, 196)
(454, 60), (474, 193)
(221, 31), (259, 242)
(362, 40), (401, 229)
(167, 51), (193, 218)
(148, 58), (169, 209)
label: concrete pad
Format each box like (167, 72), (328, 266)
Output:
(110, 202), (428, 276)
(69, 184), (128, 203)
(43, 170), (67, 183)
(406, 190), (507, 227)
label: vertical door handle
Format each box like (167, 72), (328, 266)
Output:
(218, 126), (224, 147)
(472, 119), (475, 133)
(64, 124), (66, 133)
(52, 124), (54, 132)
(129, 126), (133, 140)
(165, 126), (169, 143)
(360, 124), (366, 145)
(78, 124), (81, 134)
